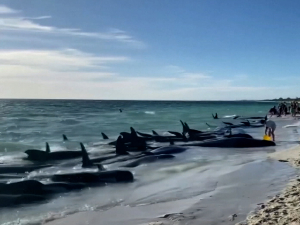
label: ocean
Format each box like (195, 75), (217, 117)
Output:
(0, 100), (299, 225)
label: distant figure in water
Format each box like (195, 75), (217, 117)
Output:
(265, 120), (276, 141)
(119, 109), (122, 113)
(212, 113), (218, 119)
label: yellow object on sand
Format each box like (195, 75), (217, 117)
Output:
(263, 135), (272, 141)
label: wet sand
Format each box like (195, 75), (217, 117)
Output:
(45, 158), (296, 225)
(243, 145), (300, 225)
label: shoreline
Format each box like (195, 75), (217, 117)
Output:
(243, 145), (300, 225)
(44, 152), (297, 225)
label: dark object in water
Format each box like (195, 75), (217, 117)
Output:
(51, 170), (134, 183)
(0, 180), (86, 195)
(62, 134), (68, 141)
(146, 146), (188, 155)
(0, 164), (52, 174)
(80, 142), (106, 169)
(25, 142), (82, 161)
(101, 132), (109, 139)
(278, 159), (289, 162)
(181, 137), (276, 148)
(0, 194), (47, 208)
(212, 113), (218, 119)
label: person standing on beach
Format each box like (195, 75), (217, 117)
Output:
(265, 120), (276, 141)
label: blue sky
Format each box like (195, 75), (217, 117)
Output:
(0, 0), (300, 100)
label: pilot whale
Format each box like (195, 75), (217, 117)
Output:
(122, 154), (175, 168)
(145, 145), (188, 155)
(0, 164), (52, 174)
(181, 137), (275, 148)
(0, 180), (85, 195)
(51, 169), (134, 183)
(0, 194), (46, 208)
(25, 142), (82, 161)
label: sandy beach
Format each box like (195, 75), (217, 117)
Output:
(42, 118), (300, 225)
(243, 145), (300, 225)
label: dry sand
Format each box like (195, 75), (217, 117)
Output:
(243, 145), (300, 225)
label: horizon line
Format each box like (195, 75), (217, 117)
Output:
(0, 98), (279, 102)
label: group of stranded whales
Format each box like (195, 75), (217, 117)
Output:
(0, 114), (275, 208)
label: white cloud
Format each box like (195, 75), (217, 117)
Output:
(0, 49), (129, 73)
(0, 5), (145, 47)
(0, 5), (18, 14)
(0, 17), (145, 47)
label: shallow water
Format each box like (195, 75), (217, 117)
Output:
(0, 100), (298, 225)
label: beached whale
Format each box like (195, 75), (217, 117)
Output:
(0, 194), (46, 208)
(181, 137), (275, 148)
(136, 131), (153, 138)
(24, 142), (82, 161)
(80, 143), (109, 169)
(51, 169), (134, 183)
(145, 146), (188, 155)
(0, 180), (85, 195)
(122, 154), (175, 168)
(0, 164), (52, 174)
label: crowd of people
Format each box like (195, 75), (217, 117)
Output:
(269, 101), (299, 117)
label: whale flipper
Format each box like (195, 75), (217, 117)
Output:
(101, 132), (109, 139)
(62, 134), (68, 141)
(45, 142), (50, 153)
(80, 143), (94, 168)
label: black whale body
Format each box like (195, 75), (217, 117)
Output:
(51, 170), (134, 183)
(0, 164), (52, 174)
(122, 154), (175, 168)
(181, 137), (275, 148)
(25, 142), (82, 161)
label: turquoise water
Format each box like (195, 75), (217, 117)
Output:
(0, 100), (298, 225)
(0, 100), (276, 147)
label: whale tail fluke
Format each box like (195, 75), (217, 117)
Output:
(45, 142), (50, 153)
(101, 132), (109, 139)
(62, 134), (68, 141)
(80, 143), (93, 168)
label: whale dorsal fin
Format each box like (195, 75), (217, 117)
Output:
(62, 134), (68, 141)
(180, 120), (188, 134)
(184, 122), (190, 130)
(130, 127), (138, 138)
(80, 143), (93, 168)
(152, 130), (159, 135)
(116, 136), (129, 155)
(101, 132), (109, 139)
(46, 142), (50, 153)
